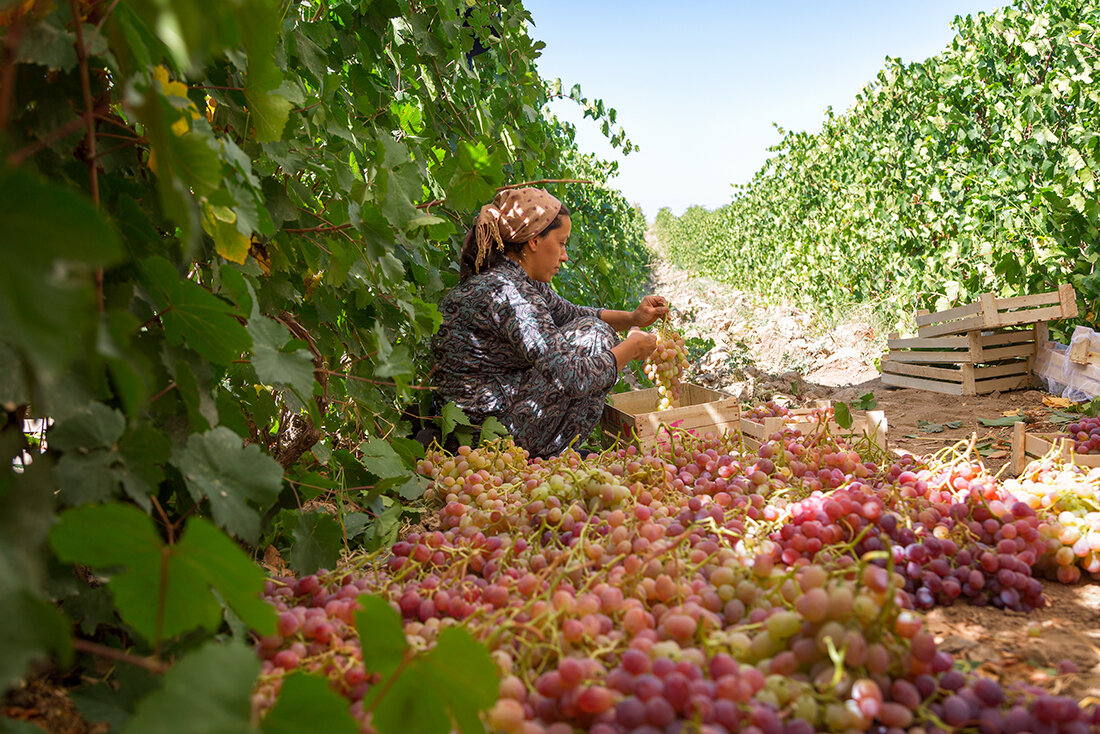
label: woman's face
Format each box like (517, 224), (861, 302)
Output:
(524, 216), (571, 282)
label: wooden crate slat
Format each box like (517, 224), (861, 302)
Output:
(914, 301), (981, 327)
(972, 374), (1029, 392)
(996, 291), (1060, 310)
(917, 315), (985, 338)
(995, 303), (1066, 328)
(887, 349), (978, 364)
(881, 372), (965, 394)
(888, 335), (970, 349)
(882, 361), (966, 381)
(980, 330), (1036, 347)
(979, 344), (1035, 361)
(972, 361), (1030, 379)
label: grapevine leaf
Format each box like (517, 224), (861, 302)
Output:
(289, 511), (343, 575)
(0, 342), (28, 407)
(376, 135), (420, 228)
(439, 402), (473, 438)
(374, 344), (413, 380)
(121, 641), (259, 734)
(410, 627), (498, 734)
(354, 595), (408, 679)
(15, 15), (76, 71)
(261, 672), (358, 734)
(248, 316), (316, 398)
(175, 427), (284, 544)
(479, 416), (509, 444)
(244, 61), (293, 144)
(977, 415), (1028, 426)
(396, 475), (429, 500)
(445, 141), (501, 212)
(139, 257), (251, 365)
(49, 401), (125, 447)
(0, 438), (71, 691)
(359, 437), (407, 479)
(370, 665), (450, 734)
(834, 402), (852, 429)
(174, 518), (276, 636)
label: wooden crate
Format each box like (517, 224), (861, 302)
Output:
(601, 383), (740, 447)
(739, 401), (888, 452)
(1011, 421), (1100, 473)
(915, 284), (1077, 338)
(880, 325), (1041, 396)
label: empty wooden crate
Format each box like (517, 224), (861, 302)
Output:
(914, 284), (1077, 338)
(601, 384), (739, 447)
(881, 325), (1042, 396)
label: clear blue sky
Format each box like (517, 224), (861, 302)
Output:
(524, 1), (1009, 219)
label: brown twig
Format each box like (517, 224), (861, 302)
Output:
(0, 15), (24, 132)
(497, 178), (593, 190)
(319, 369), (435, 391)
(72, 639), (169, 675)
(69, 0), (103, 312)
(7, 104), (109, 166)
(92, 0), (123, 34)
(149, 381), (178, 404)
(283, 223), (353, 234)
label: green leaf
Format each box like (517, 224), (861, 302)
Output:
(396, 475), (429, 500)
(439, 402), (473, 439)
(944, 420), (963, 429)
(354, 595), (408, 679)
(370, 665), (451, 734)
(245, 61), (293, 143)
(121, 641), (259, 734)
(140, 257), (251, 365)
(445, 141), (501, 212)
(175, 427), (284, 544)
(174, 518), (276, 636)
(0, 168), (122, 370)
(376, 135), (420, 228)
(479, 416), (509, 444)
(917, 419), (945, 433)
(261, 672), (358, 734)
(834, 402), (852, 430)
(289, 512), (343, 575)
(359, 437), (407, 479)
(853, 392), (877, 411)
(977, 415), (1027, 427)
(16, 15), (76, 71)
(374, 344), (413, 380)
(248, 316), (316, 398)
(420, 626), (500, 716)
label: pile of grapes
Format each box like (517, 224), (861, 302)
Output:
(253, 414), (1100, 734)
(1063, 417), (1100, 455)
(644, 319), (690, 411)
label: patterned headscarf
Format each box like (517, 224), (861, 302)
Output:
(473, 188), (562, 272)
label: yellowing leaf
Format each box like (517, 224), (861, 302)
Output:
(1002, 408), (1023, 417)
(201, 202), (251, 264)
(1043, 395), (1073, 409)
(153, 65), (201, 136)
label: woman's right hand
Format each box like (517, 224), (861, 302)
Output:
(625, 327), (658, 360)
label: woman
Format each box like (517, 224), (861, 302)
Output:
(431, 187), (668, 458)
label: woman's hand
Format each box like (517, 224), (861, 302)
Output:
(632, 295), (670, 328)
(612, 327), (658, 369)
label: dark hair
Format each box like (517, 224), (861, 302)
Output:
(458, 204), (571, 280)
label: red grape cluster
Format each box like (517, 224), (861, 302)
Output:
(1065, 416), (1100, 454)
(251, 404), (1100, 734)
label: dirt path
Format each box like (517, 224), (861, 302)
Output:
(649, 248), (1100, 701)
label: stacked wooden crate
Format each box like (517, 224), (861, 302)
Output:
(881, 285), (1078, 396)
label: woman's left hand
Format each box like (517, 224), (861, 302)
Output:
(633, 295), (669, 328)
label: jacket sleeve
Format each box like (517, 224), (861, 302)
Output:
(535, 281), (603, 327)
(491, 282), (618, 399)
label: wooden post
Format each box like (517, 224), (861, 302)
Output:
(1059, 283), (1079, 318)
(1012, 421), (1025, 474)
(967, 330), (984, 363)
(979, 293), (999, 328)
(961, 363), (976, 395)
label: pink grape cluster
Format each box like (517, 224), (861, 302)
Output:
(643, 322), (689, 411)
(251, 404), (1100, 734)
(743, 400), (789, 421)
